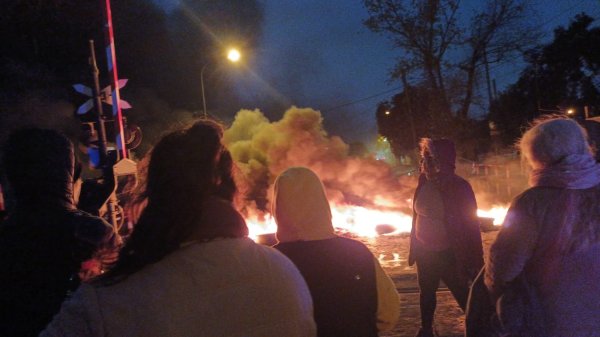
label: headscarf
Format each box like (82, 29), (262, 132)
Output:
(529, 154), (600, 189)
(522, 118), (600, 189)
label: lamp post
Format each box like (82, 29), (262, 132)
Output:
(200, 48), (241, 117)
(200, 63), (208, 117)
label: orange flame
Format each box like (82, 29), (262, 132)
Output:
(246, 203), (509, 239)
(477, 206), (509, 226)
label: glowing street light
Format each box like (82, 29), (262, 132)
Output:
(227, 48), (241, 63)
(385, 110), (390, 115)
(201, 48), (242, 117)
(566, 108), (575, 115)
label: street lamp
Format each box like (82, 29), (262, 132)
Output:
(200, 48), (242, 117)
(227, 48), (241, 63)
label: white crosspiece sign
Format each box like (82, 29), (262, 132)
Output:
(73, 79), (131, 115)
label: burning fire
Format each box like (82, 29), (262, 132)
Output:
(477, 206), (509, 226)
(246, 203), (509, 240)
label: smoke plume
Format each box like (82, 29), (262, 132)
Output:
(223, 106), (413, 216)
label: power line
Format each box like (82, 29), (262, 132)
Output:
(322, 0), (591, 115)
(322, 86), (401, 113)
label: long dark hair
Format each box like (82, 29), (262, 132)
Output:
(99, 119), (246, 284)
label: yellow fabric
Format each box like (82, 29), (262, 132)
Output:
(374, 256), (401, 331)
(273, 167), (336, 242)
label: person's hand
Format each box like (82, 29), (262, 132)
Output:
(79, 258), (103, 282)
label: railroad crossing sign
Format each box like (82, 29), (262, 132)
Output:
(73, 79), (131, 115)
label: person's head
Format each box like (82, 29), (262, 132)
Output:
(419, 138), (456, 179)
(272, 167), (335, 243)
(3, 128), (75, 206)
(519, 116), (592, 170)
(103, 119), (245, 283)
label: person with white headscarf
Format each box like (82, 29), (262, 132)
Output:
(485, 116), (600, 337)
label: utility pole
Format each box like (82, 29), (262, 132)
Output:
(401, 69), (418, 151)
(585, 105), (590, 119)
(483, 49), (493, 108)
(534, 56), (541, 113)
(88, 40), (119, 230)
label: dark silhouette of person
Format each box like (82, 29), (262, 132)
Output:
(409, 138), (483, 337)
(0, 128), (119, 337)
(41, 120), (315, 337)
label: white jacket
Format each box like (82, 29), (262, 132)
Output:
(42, 237), (316, 337)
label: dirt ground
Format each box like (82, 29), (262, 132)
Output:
(357, 231), (499, 337)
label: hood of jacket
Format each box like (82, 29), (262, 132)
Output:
(420, 138), (456, 175)
(4, 128), (75, 209)
(272, 167), (335, 243)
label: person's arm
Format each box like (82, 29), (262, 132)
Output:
(461, 181), (484, 277)
(40, 284), (103, 337)
(75, 215), (122, 280)
(446, 179), (483, 279)
(484, 204), (538, 300)
(373, 257), (400, 332)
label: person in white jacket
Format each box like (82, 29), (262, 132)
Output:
(42, 120), (316, 337)
(272, 167), (400, 337)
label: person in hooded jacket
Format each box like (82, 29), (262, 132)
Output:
(485, 116), (600, 337)
(272, 166), (400, 337)
(408, 138), (483, 337)
(41, 120), (316, 337)
(0, 128), (119, 337)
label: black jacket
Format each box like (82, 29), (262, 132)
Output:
(275, 237), (378, 337)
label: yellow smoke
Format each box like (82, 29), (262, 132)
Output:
(224, 106), (412, 215)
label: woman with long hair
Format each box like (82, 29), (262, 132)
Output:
(42, 119), (316, 337)
(485, 116), (600, 336)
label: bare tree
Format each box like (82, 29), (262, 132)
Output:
(364, 0), (539, 121)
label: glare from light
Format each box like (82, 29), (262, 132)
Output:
(567, 108), (575, 115)
(385, 110), (390, 115)
(227, 49), (241, 63)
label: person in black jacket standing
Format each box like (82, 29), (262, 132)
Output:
(409, 138), (483, 337)
(272, 166), (400, 337)
(0, 128), (119, 337)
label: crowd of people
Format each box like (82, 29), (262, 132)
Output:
(0, 115), (599, 337)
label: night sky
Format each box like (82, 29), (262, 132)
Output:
(155, 0), (599, 144)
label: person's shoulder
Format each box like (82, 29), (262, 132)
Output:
(450, 173), (472, 187)
(67, 209), (111, 230)
(251, 238), (292, 259)
(441, 174), (474, 195)
(334, 236), (370, 250)
(511, 186), (559, 208)
(64, 209), (115, 244)
(330, 236), (375, 261)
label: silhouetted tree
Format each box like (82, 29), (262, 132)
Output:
(376, 85), (490, 161)
(490, 14), (600, 145)
(364, 0), (538, 152)
(364, 0), (538, 121)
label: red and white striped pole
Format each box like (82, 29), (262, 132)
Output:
(101, 0), (127, 159)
